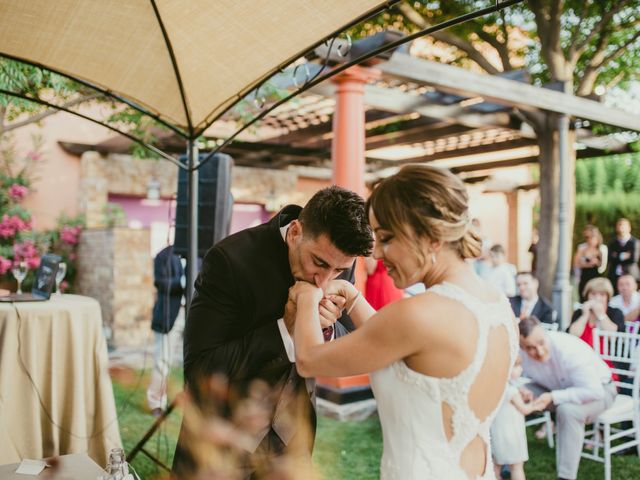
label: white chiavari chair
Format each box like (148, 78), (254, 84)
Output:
(582, 329), (640, 480)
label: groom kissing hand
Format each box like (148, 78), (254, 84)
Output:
(172, 186), (372, 479)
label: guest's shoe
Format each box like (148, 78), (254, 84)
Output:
(151, 407), (164, 419)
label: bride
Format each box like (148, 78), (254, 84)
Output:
(289, 165), (518, 479)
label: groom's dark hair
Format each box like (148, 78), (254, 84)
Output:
(299, 186), (373, 257)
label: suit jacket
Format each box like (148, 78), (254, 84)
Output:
(509, 295), (555, 324)
(151, 245), (184, 334)
(608, 236), (640, 282)
(174, 205), (355, 475)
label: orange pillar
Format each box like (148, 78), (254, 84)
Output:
(331, 66), (380, 294)
(318, 66), (380, 393)
(331, 65), (380, 196)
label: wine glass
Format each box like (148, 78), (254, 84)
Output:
(55, 262), (67, 295)
(12, 261), (27, 294)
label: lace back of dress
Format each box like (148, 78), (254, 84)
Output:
(428, 282), (516, 479)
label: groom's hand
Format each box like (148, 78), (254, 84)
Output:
(319, 294), (346, 329)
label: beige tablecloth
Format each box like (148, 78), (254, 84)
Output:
(0, 453), (105, 479)
(0, 294), (122, 468)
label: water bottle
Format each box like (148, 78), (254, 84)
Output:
(102, 448), (132, 480)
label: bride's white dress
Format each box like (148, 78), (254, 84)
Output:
(370, 282), (518, 480)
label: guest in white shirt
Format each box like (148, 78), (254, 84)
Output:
(519, 316), (617, 480)
(609, 274), (640, 322)
(486, 244), (517, 297)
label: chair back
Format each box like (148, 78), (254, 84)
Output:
(593, 329), (640, 399)
(541, 322), (559, 332)
(625, 321), (640, 335)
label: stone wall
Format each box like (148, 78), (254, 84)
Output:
(78, 151), (306, 226)
(79, 152), (179, 228)
(76, 152), (308, 348)
(77, 228), (153, 347)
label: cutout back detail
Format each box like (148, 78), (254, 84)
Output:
(370, 281), (518, 480)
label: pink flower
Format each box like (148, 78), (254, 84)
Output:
(25, 256), (41, 270)
(0, 256), (11, 275)
(68, 252), (77, 261)
(0, 215), (14, 238)
(59, 280), (69, 292)
(60, 226), (81, 245)
(13, 240), (40, 270)
(26, 151), (42, 162)
(0, 214), (32, 238)
(8, 184), (29, 201)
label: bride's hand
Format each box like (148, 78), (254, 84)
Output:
(288, 281), (323, 304)
(325, 279), (357, 303)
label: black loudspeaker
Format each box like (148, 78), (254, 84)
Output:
(174, 153), (234, 258)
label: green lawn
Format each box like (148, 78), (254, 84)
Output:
(112, 370), (640, 479)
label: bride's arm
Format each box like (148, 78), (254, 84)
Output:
(295, 293), (437, 378)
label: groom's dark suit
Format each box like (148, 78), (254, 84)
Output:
(173, 205), (355, 477)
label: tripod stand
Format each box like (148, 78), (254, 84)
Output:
(127, 399), (178, 471)
(127, 244), (185, 471)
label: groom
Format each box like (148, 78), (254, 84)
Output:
(172, 186), (373, 478)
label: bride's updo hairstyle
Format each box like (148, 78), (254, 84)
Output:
(366, 165), (482, 264)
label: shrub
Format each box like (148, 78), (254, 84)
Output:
(0, 135), (84, 292)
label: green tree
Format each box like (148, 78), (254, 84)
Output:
(575, 160), (589, 194)
(592, 158), (607, 195)
(0, 58), (100, 136)
(361, 0), (640, 296)
(0, 58), (167, 159)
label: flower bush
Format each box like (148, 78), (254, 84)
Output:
(0, 135), (84, 292)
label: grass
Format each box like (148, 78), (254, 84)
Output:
(112, 370), (640, 479)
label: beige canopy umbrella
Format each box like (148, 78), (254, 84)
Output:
(0, 0), (392, 138)
(0, 0), (523, 299)
(0, 0), (396, 296)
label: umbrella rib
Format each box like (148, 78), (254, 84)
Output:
(0, 52), (190, 140)
(0, 88), (187, 169)
(193, 0), (403, 136)
(150, 0), (194, 138)
(196, 0), (525, 169)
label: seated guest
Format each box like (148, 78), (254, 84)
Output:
(609, 274), (640, 322)
(519, 316), (617, 480)
(509, 271), (555, 324)
(569, 277), (624, 379)
(486, 244), (517, 297)
(569, 277), (625, 345)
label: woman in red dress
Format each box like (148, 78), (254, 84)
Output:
(568, 277), (625, 378)
(364, 256), (404, 311)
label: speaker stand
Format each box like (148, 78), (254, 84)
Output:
(127, 399), (177, 472)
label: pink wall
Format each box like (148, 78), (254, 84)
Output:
(12, 109), (112, 229)
(468, 189), (510, 251)
(111, 194), (268, 256)
(230, 203), (270, 233)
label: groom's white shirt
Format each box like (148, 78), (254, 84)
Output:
(277, 224), (297, 362)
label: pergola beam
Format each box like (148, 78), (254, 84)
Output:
(309, 82), (515, 133)
(379, 54), (640, 132)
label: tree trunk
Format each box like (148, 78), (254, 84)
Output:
(534, 113), (576, 300)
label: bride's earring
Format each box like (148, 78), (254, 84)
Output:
(431, 253), (437, 265)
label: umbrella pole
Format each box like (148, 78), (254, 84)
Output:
(186, 139), (199, 306)
(126, 142), (198, 469)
